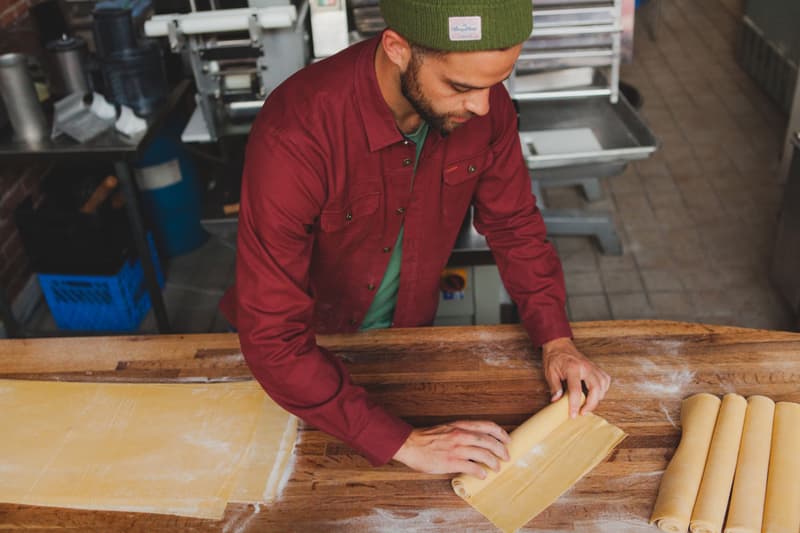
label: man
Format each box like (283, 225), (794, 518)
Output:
(220, 0), (611, 479)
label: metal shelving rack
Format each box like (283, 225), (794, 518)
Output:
(508, 0), (624, 102)
(511, 0), (660, 256)
(347, 0), (626, 103)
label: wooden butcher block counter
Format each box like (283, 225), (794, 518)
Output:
(0, 320), (798, 531)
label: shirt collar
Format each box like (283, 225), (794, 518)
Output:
(354, 35), (408, 153)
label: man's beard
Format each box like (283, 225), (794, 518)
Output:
(399, 53), (452, 136)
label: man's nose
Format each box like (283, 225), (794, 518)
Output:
(464, 88), (491, 117)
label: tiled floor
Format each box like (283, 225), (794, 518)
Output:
(546, 0), (794, 330)
(25, 0), (796, 335)
(138, 231), (237, 334)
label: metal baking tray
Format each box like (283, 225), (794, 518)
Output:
(517, 92), (657, 169)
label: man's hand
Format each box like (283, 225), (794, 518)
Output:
(392, 421), (511, 478)
(542, 337), (611, 418)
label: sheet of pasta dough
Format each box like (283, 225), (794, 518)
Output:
(451, 394), (626, 533)
(0, 379), (293, 519)
(762, 401), (800, 533)
(650, 393), (721, 533)
(230, 399), (298, 503)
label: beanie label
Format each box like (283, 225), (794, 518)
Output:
(448, 16), (482, 41)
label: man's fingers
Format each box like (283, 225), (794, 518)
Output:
(603, 371), (612, 393)
(545, 368), (563, 401)
(446, 428), (510, 463)
(580, 378), (604, 415)
(457, 429), (509, 462)
(456, 445), (503, 473)
(566, 369), (583, 418)
(451, 459), (488, 479)
(394, 422), (513, 477)
(581, 369), (612, 415)
(449, 420), (511, 446)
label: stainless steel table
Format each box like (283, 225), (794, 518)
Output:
(0, 80), (191, 335)
(518, 94), (659, 255)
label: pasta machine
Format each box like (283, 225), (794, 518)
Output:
(144, 0), (309, 141)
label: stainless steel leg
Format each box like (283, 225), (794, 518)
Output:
(542, 208), (623, 255)
(113, 160), (171, 333)
(530, 166), (624, 255)
(578, 178), (603, 202)
(474, 265), (503, 325)
(532, 180), (545, 209)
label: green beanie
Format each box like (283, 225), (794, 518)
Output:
(379, 0), (533, 52)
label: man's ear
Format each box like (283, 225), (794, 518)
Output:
(381, 29), (412, 71)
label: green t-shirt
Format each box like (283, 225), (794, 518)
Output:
(360, 122), (429, 330)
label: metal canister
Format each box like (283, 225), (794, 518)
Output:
(0, 53), (48, 143)
(93, 7), (137, 60)
(104, 40), (167, 116)
(47, 35), (91, 97)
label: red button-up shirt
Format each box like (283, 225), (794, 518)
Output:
(220, 36), (572, 466)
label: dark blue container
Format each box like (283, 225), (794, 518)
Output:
(135, 119), (208, 257)
(38, 234), (164, 331)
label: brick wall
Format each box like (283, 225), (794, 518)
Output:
(0, 163), (45, 301)
(1, 3), (46, 310)
(0, 0), (28, 29)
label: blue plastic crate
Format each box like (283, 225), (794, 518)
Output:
(38, 236), (164, 332)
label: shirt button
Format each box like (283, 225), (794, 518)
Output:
(468, 164), (477, 173)
(403, 140), (410, 145)
(395, 207), (405, 215)
(402, 158), (412, 167)
(367, 283), (376, 291)
(349, 319), (357, 326)
(345, 211), (353, 221)
(382, 247), (391, 253)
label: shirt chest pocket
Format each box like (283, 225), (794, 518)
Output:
(320, 191), (381, 233)
(442, 149), (493, 221)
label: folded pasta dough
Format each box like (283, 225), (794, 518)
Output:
(452, 394), (626, 533)
(689, 393), (747, 533)
(762, 401), (800, 533)
(723, 395), (775, 533)
(651, 393), (721, 533)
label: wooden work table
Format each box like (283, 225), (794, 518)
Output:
(0, 320), (798, 531)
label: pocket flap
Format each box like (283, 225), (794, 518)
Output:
(442, 150), (492, 186)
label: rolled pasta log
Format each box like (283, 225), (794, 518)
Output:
(723, 395), (775, 533)
(689, 393), (747, 533)
(762, 402), (800, 533)
(651, 393), (722, 533)
(452, 393), (625, 533)
(452, 394), (574, 501)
